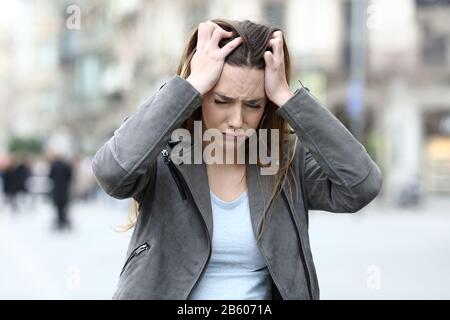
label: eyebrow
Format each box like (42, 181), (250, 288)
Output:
(214, 92), (264, 104)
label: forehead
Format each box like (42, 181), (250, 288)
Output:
(213, 64), (265, 99)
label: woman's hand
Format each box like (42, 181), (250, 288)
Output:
(263, 31), (293, 107)
(187, 21), (243, 95)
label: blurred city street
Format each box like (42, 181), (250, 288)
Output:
(1, 195), (449, 299)
(0, 195), (130, 299)
(310, 196), (450, 299)
(1, 0), (450, 300)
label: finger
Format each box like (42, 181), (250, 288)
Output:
(269, 31), (283, 45)
(205, 21), (223, 38)
(206, 21), (233, 38)
(220, 36), (243, 58)
(197, 22), (208, 48)
(206, 20), (222, 30)
(267, 39), (275, 48)
(267, 38), (283, 58)
(272, 30), (283, 39)
(211, 28), (233, 45)
(204, 20), (218, 40)
(264, 50), (275, 67)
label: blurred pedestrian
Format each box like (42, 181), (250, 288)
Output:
(48, 154), (73, 231)
(0, 155), (30, 213)
(14, 157), (31, 212)
(2, 159), (17, 212)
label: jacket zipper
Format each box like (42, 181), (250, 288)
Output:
(120, 242), (150, 276)
(282, 190), (313, 299)
(162, 149), (187, 200)
(161, 148), (212, 299)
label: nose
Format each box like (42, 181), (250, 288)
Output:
(227, 106), (244, 130)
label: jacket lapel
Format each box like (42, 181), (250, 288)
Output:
(245, 162), (276, 240)
(176, 160), (214, 241)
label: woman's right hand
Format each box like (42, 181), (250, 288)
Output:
(186, 21), (243, 95)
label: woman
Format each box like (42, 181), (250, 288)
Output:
(92, 19), (383, 300)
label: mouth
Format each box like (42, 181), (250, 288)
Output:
(222, 132), (247, 140)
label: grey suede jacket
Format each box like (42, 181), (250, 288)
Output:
(92, 75), (383, 300)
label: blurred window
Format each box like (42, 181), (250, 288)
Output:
(263, 1), (286, 30)
(422, 33), (448, 66)
(342, 0), (352, 73)
(425, 110), (450, 136)
(38, 41), (57, 69)
(416, 0), (450, 6)
(186, 0), (208, 32)
(75, 54), (102, 100)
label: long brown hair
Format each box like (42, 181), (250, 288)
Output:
(122, 18), (299, 242)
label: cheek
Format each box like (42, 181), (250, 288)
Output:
(247, 109), (266, 129)
(202, 103), (223, 129)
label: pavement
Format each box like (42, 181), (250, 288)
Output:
(1, 193), (449, 299)
(0, 195), (130, 299)
(309, 196), (450, 299)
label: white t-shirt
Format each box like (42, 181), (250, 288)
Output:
(188, 190), (272, 300)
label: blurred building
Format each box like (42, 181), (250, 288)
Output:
(1, 0), (450, 203)
(369, 0), (450, 199)
(0, 1), (62, 153)
(288, 0), (450, 200)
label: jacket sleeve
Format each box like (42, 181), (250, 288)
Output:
(276, 87), (383, 213)
(91, 75), (202, 200)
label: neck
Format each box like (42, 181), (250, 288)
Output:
(207, 162), (245, 172)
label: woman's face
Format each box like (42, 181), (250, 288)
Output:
(201, 64), (267, 152)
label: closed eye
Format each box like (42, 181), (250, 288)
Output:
(215, 99), (261, 109)
(214, 99), (228, 104)
(246, 103), (261, 109)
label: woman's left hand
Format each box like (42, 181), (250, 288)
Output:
(264, 31), (293, 107)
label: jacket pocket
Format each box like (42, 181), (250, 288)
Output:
(120, 242), (151, 277)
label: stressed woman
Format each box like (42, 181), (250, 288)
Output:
(92, 19), (382, 300)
